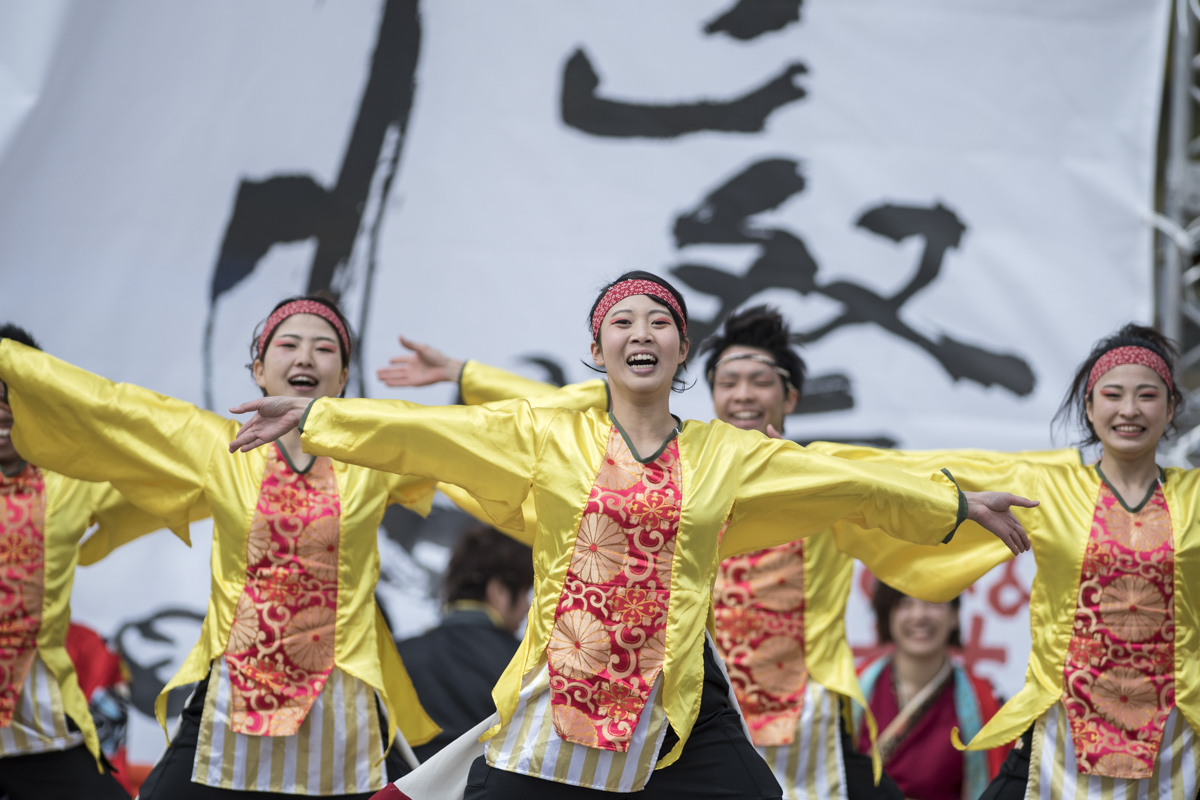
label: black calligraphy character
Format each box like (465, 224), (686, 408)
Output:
(670, 158), (1037, 396)
(704, 0), (804, 41)
(203, 0), (421, 406)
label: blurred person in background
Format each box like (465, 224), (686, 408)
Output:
(396, 525), (533, 763)
(854, 583), (1008, 800)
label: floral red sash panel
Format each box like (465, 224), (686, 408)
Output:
(1063, 482), (1174, 779)
(0, 464), (45, 727)
(713, 540), (806, 746)
(547, 430), (680, 752)
(224, 446), (341, 736)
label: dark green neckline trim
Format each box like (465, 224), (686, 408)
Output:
(275, 441), (316, 475)
(1094, 464), (1161, 514)
(609, 412), (680, 464)
(0, 459), (27, 479)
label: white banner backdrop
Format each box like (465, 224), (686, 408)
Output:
(0, 0), (1169, 761)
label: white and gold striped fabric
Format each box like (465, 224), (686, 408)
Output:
(1029, 702), (1200, 800)
(485, 658), (671, 792)
(0, 655), (85, 757)
(191, 660), (386, 795)
(757, 682), (846, 800)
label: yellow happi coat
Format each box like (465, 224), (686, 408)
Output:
(0, 340), (448, 751)
(1, 467), (182, 768)
(807, 442), (1200, 756)
(455, 363), (883, 761)
(295, 392), (971, 767)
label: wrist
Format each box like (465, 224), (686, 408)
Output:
(447, 358), (465, 384)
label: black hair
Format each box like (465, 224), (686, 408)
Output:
(872, 581), (962, 649)
(442, 525), (534, 606)
(585, 270), (691, 392)
(1052, 323), (1184, 446)
(0, 324), (40, 352)
(699, 304), (806, 396)
(248, 293), (355, 397)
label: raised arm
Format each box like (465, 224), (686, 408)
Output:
(718, 432), (1034, 561)
(0, 339), (227, 528)
(232, 395), (546, 524)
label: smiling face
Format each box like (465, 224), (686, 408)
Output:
(710, 345), (799, 434)
(889, 597), (958, 660)
(1086, 363), (1173, 461)
(252, 313), (349, 400)
(590, 293), (689, 402)
(0, 379), (18, 472)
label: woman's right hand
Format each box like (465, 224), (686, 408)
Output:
(376, 336), (463, 387)
(229, 396), (312, 452)
(964, 491), (1036, 555)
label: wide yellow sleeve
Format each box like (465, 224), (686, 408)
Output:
(302, 397), (545, 528)
(719, 435), (965, 561)
(808, 443), (1052, 601)
(0, 339), (229, 532)
(79, 483), (212, 566)
(459, 360), (608, 412)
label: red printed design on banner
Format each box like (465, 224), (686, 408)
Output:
(547, 430), (680, 751)
(0, 464), (45, 727)
(1062, 483), (1174, 779)
(224, 446), (341, 737)
(713, 540), (806, 746)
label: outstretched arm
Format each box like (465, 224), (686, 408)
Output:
(719, 433), (1035, 561)
(231, 394), (544, 520)
(0, 339), (224, 528)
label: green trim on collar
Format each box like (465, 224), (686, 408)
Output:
(1094, 464), (1160, 514)
(0, 459), (27, 479)
(275, 442), (316, 475)
(609, 412), (680, 464)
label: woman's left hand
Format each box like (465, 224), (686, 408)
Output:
(964, 491), (1037, 555)
(228, 396), (313, 453)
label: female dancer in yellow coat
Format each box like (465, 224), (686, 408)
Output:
(230, 271), (1034, 799)
(811, 323), (1200, 800)
(0, 323), (188, 800)
(0, 298), (449, 798)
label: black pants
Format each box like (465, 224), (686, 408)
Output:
(138, 675), (411, 800)
(0, 743), (130, 800)
(977, 728), (1033, 800)
(463, 642), (783, 799)
(839, 724), (904, 800)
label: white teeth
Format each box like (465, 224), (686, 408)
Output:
(0, 428), (9, 437)
(732, 412), (760, 419)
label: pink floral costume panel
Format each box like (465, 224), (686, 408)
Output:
(547, 429), (679, 752)
(224, 446), (341, 737)
(1063, 481), (1174, 779)
(0, 464), (45, 727)
(713, 540), (806, 746)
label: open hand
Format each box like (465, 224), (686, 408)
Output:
(228, 396), (312, 453)
(964, 491), (1037, 555)
(376, 336), (463, 388)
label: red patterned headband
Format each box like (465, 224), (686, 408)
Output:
(1086, 346), (1173, 395)
(257, 300), (351, 360)
(590, 279), (687, 340)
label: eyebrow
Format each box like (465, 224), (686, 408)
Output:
(1098, 382), (1163, 391)
(275, 332), (338, 343)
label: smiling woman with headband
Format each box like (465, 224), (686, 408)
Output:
(809, 322), (1200, 800)
(229, 270), (1035, 800)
